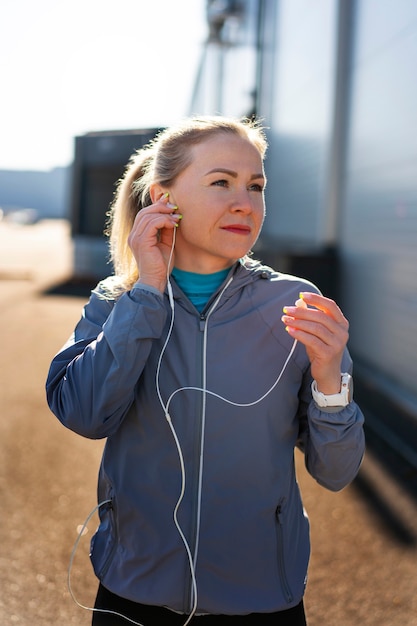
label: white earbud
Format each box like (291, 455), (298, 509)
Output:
(295, 297), (308, 309)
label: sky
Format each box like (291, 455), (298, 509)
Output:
(0, 0), (208, 171)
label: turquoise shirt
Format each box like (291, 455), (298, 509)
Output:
(171, 267), (230, 312)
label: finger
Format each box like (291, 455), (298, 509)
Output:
(129, 213), (180, 248)
(282, 304), (337, 334)
(284, 326), (332, 354)
(282, 316), (338, 346)
(282, 306), (342, 331)
(134, 203), (178, 230)
(281, 309), (349, 349)
(154, 191), (180, 211)
(299, 292), (347, 324)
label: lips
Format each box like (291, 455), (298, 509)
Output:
(221, 224), (251, 234)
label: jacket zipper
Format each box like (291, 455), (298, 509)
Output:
(275, 501), (294, 603)
(184, 279), (234, 613)
(183, 312), (207, 612)
(97, 499), (119, 579)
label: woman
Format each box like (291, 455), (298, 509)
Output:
(46, 116), (365, 625)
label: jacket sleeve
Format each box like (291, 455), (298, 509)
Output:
(45, 283), (168, 439)
(296, 350), (365, 492)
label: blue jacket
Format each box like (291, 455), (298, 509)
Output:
(46, 259), (365, 616)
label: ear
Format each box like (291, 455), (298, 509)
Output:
(149, 183), (168, 204)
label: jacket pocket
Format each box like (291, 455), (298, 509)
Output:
(275, 499), (294, 603)
(90, 495), (118, 579)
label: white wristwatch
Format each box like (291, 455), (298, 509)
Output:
(311, 373), (353, 408)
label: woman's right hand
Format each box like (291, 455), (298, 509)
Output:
(127, 193), (182, 293)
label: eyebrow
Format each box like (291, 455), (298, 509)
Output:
(205, 168), (265, 180)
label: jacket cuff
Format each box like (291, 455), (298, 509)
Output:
(131, 282), (164, 299)
(312, 401), (354, 414)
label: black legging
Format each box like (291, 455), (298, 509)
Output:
(92, 584), (307, 626)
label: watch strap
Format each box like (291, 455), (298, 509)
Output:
(311, 373), (352, 408)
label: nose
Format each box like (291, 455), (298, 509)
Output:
(230, 187), (253, 213)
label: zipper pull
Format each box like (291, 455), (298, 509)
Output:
(276, 499), (285, 523)
(199, 314), (206, 332)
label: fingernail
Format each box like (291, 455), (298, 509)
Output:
(283, 306), (288, 314)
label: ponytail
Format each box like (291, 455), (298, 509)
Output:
(106, 148), (155, 288)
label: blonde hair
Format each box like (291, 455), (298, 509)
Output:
(106, 115), (268, 291)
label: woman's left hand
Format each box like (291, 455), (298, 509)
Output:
(281, 292), (349, 394)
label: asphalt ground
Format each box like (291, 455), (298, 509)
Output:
(1, 220), (416, 625)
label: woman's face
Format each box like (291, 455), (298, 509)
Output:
(166, 133), (266, 273)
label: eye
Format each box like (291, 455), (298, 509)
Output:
(248, 182), (264, 192)
(211, 179), (229, 187)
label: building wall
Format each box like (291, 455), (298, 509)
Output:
(259, 0), (338, 246)
(339, 0), (417, 403)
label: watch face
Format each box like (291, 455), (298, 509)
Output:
(342, 374), (353, 403)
